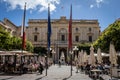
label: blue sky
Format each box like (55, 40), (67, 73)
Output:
(0, 0), (120, 31)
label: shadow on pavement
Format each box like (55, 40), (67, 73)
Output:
(62, 76), (71, 80)
(0, 73), (22, 76)
(0, 77), (14, 80)
(35, 75), (46, 80)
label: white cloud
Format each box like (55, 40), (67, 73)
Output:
(90, 4), (94, 8)
(90, 0), (104, 8)
(2, 0), (60, 12)
(96, 0), (103, 7)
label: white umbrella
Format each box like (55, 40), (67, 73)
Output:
(109, 43), (117, 66)
(81, 50), (84, 64)
(109, 43), (118, 79)
(74, 55), (78, 61)
(89, 46), (96, 66)
(83, 51), (88, 63)
(97, 48), (102, 64)
(78, 51), (81, 65)
(60, 51), (65, 60)
(78, 50), (83, 65)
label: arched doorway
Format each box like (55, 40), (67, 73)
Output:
(59, 48), (67, 63)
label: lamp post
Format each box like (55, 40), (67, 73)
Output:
(45, 55), (47, 76)
(52, 49), (56, 64)
(69, 50), (73, 76)
(45, 47), (52, 76)
(50, 48), (52, 57)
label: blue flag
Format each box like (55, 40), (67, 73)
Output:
(48, 4), (51, 51)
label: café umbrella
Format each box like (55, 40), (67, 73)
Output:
(83, 51), (88, 63)
(89, 46), (96, 66)
(78, 50), (83, 65)
(97, 48), (102, 64)
(109, 43), (117, 66)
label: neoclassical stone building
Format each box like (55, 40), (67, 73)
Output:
(0, 16), (100, 62)
(0, 18), (18, 36)
(27, 16), (100, 61)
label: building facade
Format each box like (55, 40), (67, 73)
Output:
(0, 18), (18, 36)
(0, 16), (100, 62)
(27, 16), (100, 62)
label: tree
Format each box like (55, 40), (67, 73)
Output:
(93, 20), (120, 52)
(0, 26), (11, 50)
(26, 41), (34, 52)
(10, 36), (21, 50)
(34, 47), (47, 56)
(0, 26), (33, 52)
(78, 43), (91, 54)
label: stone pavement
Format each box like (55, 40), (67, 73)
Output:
(0, 65), (116, 80)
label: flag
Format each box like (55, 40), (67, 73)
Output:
(68, 5), (72, 51)
(21, 3), (26, 50)
(47, 4), (51, 51)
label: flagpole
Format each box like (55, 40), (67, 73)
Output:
(46, 3), (51, 76)
(22, 2), (26, 51)
(68, 4), (72, 76)
(20, 2), (26, 74)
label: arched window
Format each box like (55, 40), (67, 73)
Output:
(34, 35), (37, 42)
(75, 36), (79, 42)
(89, 28), (91, 31)
(35, 27), (37, 32)
(59, 28), (67, 41)
(88, 36), (92, 42)
(76, 28), (78, 32)
(61, 34), (65, 41)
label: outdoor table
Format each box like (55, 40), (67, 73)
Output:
(89, 69), (102, 79)
(112, 68), (120, 77)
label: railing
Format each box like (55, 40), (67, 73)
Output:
(33, 40), (92, 46)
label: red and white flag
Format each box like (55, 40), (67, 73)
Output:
(21, 3), (26, 50)
(68, 5), (72, 51)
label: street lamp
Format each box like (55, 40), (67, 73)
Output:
(52, 49), (56, 64)
(73, 46), (78, 66)
(50, 48), (52, 57)
(69, 50), (73, 76)
(73, 46), (78, 59)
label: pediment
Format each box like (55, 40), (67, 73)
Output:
(54, 16), (68, 23)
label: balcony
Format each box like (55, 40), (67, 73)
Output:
(35, 40), (91, 47)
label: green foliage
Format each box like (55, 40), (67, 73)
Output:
(10, 36), (22, 50)
(93, 20), (120, 52)
(26, 41), (34, 52)
(0, 26), (33, 52)
(0, 26), (11, 50)
(34, 47), (47, 56)
(78, 43), (91, 54)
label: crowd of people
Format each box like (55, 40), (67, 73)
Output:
(0, 56), (54, 74)
(76, 62), (111, 73)
(0, 55), (119, 79)
(74, 61), (116, 79)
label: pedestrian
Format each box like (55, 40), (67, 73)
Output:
(85, 64), (91, 75)
(53, 60), (55, 65)
(58, 60), (61, 67)
(80, 65), (84, 72)
(76, 64), (79, 73)
(38, 62), (44, 74)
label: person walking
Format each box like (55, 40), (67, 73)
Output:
(76, 64), (79, 73)
(58, 60), (61, 67)
(38, 62), (44, 74)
